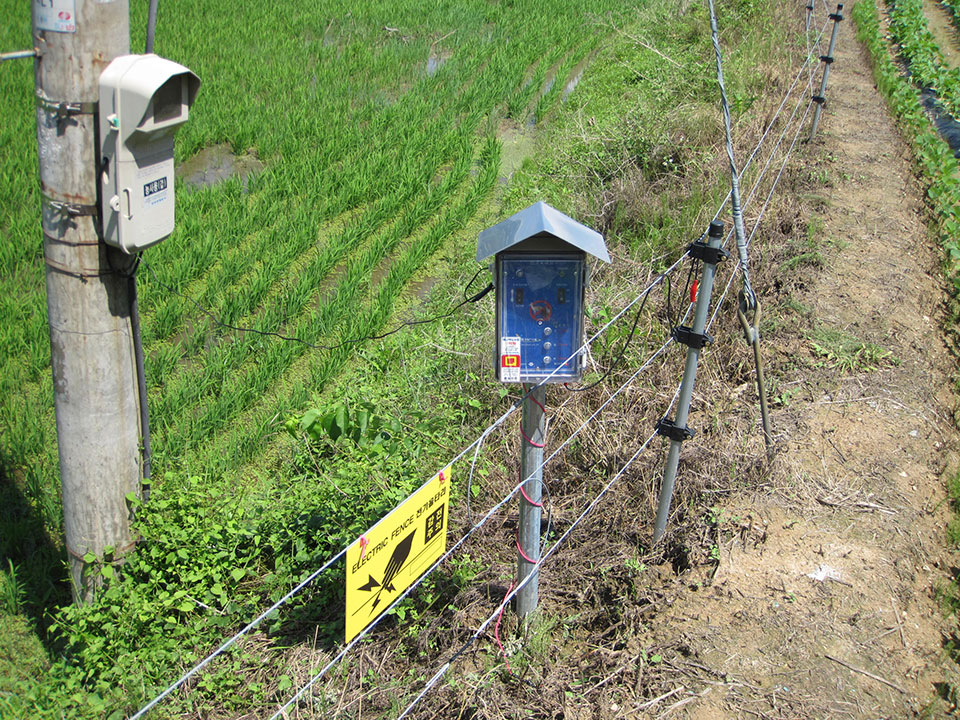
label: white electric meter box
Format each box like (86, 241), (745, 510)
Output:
(98, 54), (200, 254)
(476, 202), (610, 384)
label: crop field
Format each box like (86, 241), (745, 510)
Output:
(0, 0), (803, 716)
(878, 0), (960, 252)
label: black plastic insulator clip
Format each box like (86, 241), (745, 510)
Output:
(829, 12), (843, 21)
(806, 3), (814, 9)
(812, 95), (826, 105)
(656, 418), (696, 442)
(820, 55), (835, 64)
(687, 240), (729, 266)
(673, 325), (713, 349)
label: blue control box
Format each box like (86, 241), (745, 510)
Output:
(497, 253), (584, 383)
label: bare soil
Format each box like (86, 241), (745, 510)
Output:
(924, 0), (960, 71)
(633, 15), (960, 719)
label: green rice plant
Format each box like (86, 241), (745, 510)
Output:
(195, 137), (501, 473)
(154, 154), (474, 458)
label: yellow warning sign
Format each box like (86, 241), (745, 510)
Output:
(345, 466), (451, 642)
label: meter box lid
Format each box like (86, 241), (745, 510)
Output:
(99, 54), (200, 140)
(476, 201), (610, 263)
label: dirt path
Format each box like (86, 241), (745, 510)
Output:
(645, 15), (960, 719)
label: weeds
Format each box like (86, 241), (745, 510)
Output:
(808, 327), (899, 372)
(0, 561), (25, 616)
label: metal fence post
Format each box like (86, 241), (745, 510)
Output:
(653, 221), (727, 543)
(516, 385), (545, 620)
(809, 3), (844, 141)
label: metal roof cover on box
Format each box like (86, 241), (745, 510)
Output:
(476, 201), (610, 263)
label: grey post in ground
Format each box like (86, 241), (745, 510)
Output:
(517, 384), (546, 620)
(653, 221), (726, 543)
(33, 0), (143, 603)
(809, 3), (844, 141)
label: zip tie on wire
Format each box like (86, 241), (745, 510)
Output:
(358, 535), (369, 560)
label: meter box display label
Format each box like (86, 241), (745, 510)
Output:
(497, 254), (584, 383)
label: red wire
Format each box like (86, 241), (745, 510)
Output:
(494, 580), (515, 674)
(520, 383), (547, 447)
(515, 530), (539, 564)
(524, 388), (547, 413)
(520, 426), (545, 448)
(691, 279), (699, 304)
(519, 483), (543, 508)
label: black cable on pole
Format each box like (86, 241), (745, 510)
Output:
(104, 249), (152, 503)
(146, 0), (159, 54)
(129, 271), (152, 501)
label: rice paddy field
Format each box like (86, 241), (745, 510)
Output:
(0, 0), (802, 716)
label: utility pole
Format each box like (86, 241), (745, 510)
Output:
(32, 0), (142, 603)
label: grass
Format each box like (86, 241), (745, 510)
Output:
(0, 0), (810, 716)
(808, 327), (899, 372)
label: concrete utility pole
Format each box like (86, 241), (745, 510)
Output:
(32, 0), (142, 603)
